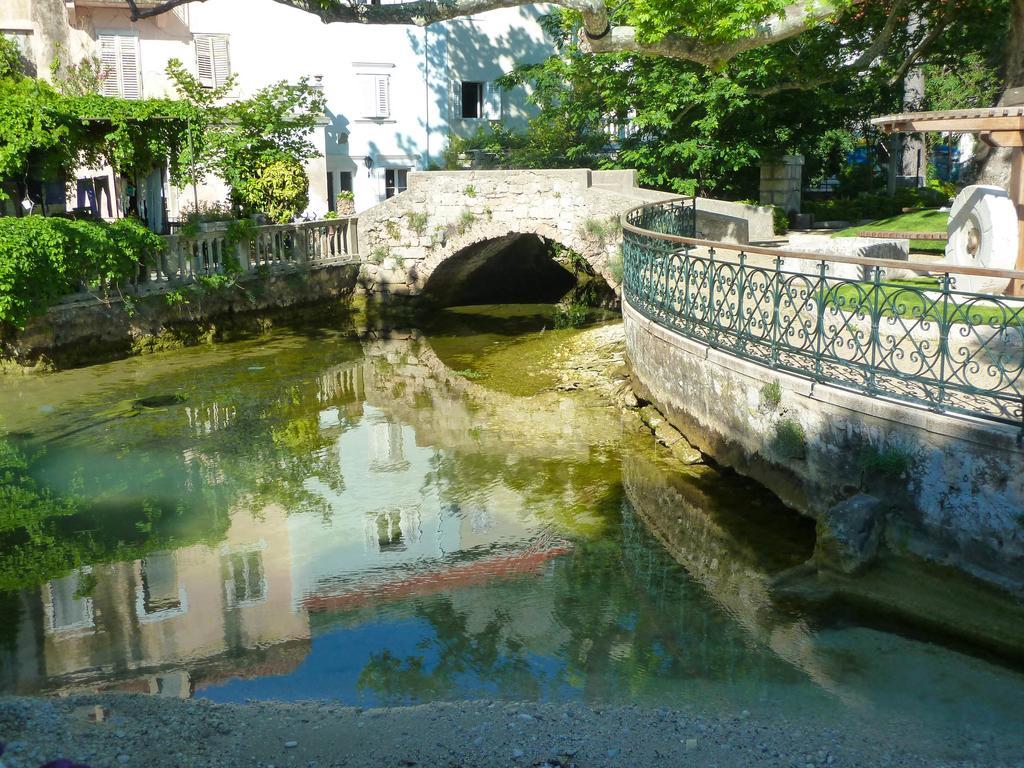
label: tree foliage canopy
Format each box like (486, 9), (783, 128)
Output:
(453, 0), (1009, 197)
(166, 59), (326, 215)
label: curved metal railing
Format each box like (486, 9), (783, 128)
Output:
(622, 199), (1024, 429)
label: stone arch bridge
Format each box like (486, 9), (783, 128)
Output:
(356, 169), (773, 303)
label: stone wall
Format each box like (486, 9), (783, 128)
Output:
(3, 264), (360, 367)
(696, 198), (776, 243)
(623, 298), (1024, 595)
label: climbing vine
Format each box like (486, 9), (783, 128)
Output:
(0, 52), (197, 202)
(0, 216), (162, 329)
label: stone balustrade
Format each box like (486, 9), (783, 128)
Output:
(153, 217), (359, 287)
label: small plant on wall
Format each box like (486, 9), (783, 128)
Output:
(456, 210), (476, 236)
(773, 418), (806, 460)
(760, 380), (782, 411)
(407, 211), (429, 237)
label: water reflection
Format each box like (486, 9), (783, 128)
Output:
(0, 314), (1023, 759)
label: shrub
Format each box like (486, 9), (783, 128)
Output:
(860, 444), (914, 479)
(0, 216), (162, 328)
(803, 187), (951, 223)
(456, 209), (476, 236)
(772, 206), (789, 236)
(580, 217), (621, 245)
(553, 302), (589, 329)
(407, 211), (429, 236)
(237, 156), (309, 224)
(179, 200), (233, 226)
(608, 248), (624, 284)
(336, 190), (355, 216)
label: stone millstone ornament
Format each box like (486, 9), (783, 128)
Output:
(944, 184), (1019, 295)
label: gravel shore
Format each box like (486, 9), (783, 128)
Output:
(0, 695), (1016, 768)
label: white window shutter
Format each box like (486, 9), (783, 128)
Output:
(118, 34), (141, 99)
(375, 75), (390, 118)
(359, 74), (376, 118)
(483, 82), (501, 120)
(212, 35), (230, 88)
(195, 35), (214, 87)
(99, 34), (119, 97)
(450, 80), (462, 121)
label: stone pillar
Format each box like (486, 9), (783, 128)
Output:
(759, 155), (804, 215)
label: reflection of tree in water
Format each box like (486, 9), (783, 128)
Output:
(358, 597), (543, 704)
(0, 350), (363, 597)
(0, 429), (233, 595)
(424, 445), (622, 539)
(356, 498), (799, 705)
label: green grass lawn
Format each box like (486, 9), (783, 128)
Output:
(825, 277), (1024, 326)
(835, 209), (947, 254)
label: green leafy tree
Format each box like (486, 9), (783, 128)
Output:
(49, 45), (106, 97)
(0, 216), (162, 328)
(166, 60), (325, 217)
(0, 52), (195, 206)
(450, 0), (1008, 198)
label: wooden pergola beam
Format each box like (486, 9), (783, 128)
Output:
(878, 117), (1024, 134)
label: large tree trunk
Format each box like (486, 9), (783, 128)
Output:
(976, 0), (1024, 186)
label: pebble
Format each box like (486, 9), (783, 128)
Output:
(284, 741), (299, 749)
(117, 755), (130, 765)
(511, 748), (525, 759)
(685, 738), (698, 750)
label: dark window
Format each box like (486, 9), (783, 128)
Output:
(223, 551), (266, 606)
(327, 171), (335, 212)
(461, 81), (483, 119)
(140, 554), (181, 615)
(339, 171), (353, 192)
(385, 169), (408, 199)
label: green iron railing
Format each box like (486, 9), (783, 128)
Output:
(622, 199), (1024, 430)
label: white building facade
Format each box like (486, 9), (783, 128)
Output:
(1, 0), (555, 221)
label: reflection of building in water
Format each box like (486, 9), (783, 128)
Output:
(0, 386), (564, 699)
(3, 504), (309, 697)
(44, 569), (95, 635)
(368, 418), (410, 473)
(364, 506), (424, 554)
(291, 406), (462, 606)
(318, 365), (364, 406)
(291, 403), (549, 610)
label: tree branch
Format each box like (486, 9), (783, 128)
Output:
(127, 0), (851, 67)
(747, 0), (907, 97)
(886, 0), (957, 86)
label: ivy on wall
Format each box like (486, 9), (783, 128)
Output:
(0, 36), (198, 203)
(0, 216), (162, 328)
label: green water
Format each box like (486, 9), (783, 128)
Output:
(0, 305), (1022, 761)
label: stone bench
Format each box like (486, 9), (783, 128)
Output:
(780, 235), (913, 281)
